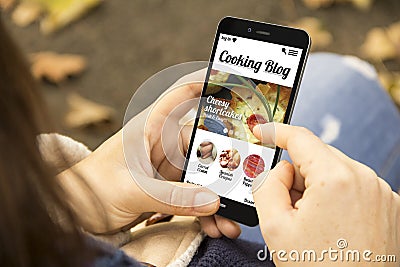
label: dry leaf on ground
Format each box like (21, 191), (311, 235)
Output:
(11, 1), (43, 27)
(302, 0), (373, 10)
(290, 17), (332, 49)
(361, 28), (397, 61)
(378, 71), (400, 106)
(388, 74), (400, 106)
(387, 21), (400, 56)
(30, 52), (87, 84)
(0, 0), (15, 10)
(361, 21), (400, 61)
(378, 71), (394, 91)
(302, 0), (334, 9)
(350, 0), (374, 10)
(38, 0), (102, 34)
(9, 0), (102, 34)
(391, 82), (400, 106)
(65, 92), (115, 128)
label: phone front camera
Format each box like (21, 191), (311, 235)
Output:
(248, 28), (252, 32)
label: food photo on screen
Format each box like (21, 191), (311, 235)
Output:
(197, 69), (291, 147)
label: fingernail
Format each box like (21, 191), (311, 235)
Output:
(275, 161), (288, 169)
(194, 191), (218, 213)
(275, 161), (285, 168)
(254, 123), (275, 146)
(253, 124), (261, 136)
(252, 170), (268, 193)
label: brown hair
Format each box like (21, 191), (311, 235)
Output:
(0, 16), (95, 266)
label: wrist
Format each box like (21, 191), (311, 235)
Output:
(56, 155), (106, 233)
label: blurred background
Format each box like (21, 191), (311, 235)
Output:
(1, 0), (399, 149)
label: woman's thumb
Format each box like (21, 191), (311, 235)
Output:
(136, 178), (220, 216)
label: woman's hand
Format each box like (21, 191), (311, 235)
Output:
(252, 123), (400, 266)
(58, 70), (240, 239)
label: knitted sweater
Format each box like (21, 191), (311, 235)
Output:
(91, 236), (275, 267)
(188, 237), (274, 267)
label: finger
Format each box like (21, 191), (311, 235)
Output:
(133, 177), (220, 216)
(180, 125), (193, 154)
(289, 188), (303, 206)
(327, 145), (363, 168)
(253, 161), (295, 221)
(214, 215), (241, 239)
(199, 216), (222, 238)
(254, 123), (341, 180)
(152, 69), (206, 118)
(292, 164), (306, 193)
(119, 212), (155, 232)
(252, 122), (275, 145)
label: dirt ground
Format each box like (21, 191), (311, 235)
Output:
(3, 0), (400, 149)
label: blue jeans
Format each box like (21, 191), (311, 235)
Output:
(240, 52), (400, 244)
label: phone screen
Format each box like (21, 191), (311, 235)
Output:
(183, 30), (305, 210)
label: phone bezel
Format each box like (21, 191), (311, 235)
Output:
(181, 17), (310, 227)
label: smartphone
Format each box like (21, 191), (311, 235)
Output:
(181, 17), (310, 226)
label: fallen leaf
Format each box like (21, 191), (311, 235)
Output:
(391, 86), (400, 106)
(290, 17), (332, 49)
(65, 92), (115, 128)
(302, 0), (334, 9)
(387, 21), (400, 56)
(389, 74), (400, 106)
(350, 0), (374, 10)
(11, 1), (43, 27)
(30, 52), (87, 84)
(0, 0), (15, 10)
(377, 71), (400, 106)
(302, 0), (373, 10)
(378, 71), (394, 91)
(360, 25), (399, 61)
(38, 0), (102, 34)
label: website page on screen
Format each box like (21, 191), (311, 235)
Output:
(184, 33), (303, 207)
